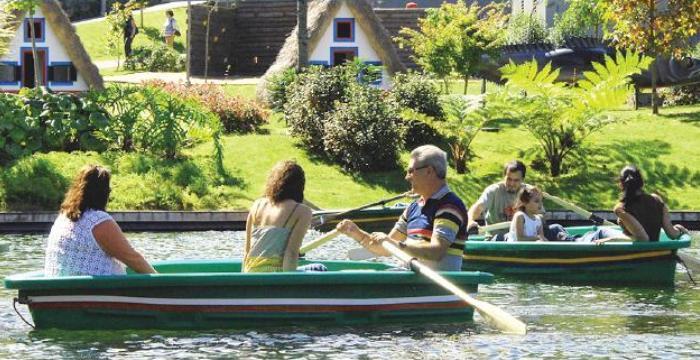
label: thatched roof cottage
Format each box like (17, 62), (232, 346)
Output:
(0, 0), (103, 92)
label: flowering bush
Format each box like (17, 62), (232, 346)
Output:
(144, 81), (269, 133)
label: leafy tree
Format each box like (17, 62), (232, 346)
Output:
(5, 0), (43, 90)
(492, 51), (652, 177)
(397, 1), (507, 94)
(413, 95), (490, 174)
(550, 0), (605, 44)
(105, 2), (133, 70)
(601, 0), (700, 114)
(505, 12), (548, 44)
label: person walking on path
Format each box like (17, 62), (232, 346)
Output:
(162, 10), (180, 47)
(124, 14), (138, 57)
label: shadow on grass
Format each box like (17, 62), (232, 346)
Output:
(139, 27), (185, 53)
(536, 139), (700, 209)
(658, 108), (700, 124)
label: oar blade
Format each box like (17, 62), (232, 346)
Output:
(347, 247), (376, 261)
(470, 298), (527, 335)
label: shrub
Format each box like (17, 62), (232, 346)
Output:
(390, 71), (444, 118)
(1, 156), (69, 210)
(506, 13), (549, 44)
(145, 80), (268, 134)
(0, 90), (110, 164)
(399, 111), (445, 150)
(284, 66), (351, 154)
(323, 84), (402, 172)
(124, 42), (185, 72)
(662, 84), (700, 106)
(266, 68), (298, 111)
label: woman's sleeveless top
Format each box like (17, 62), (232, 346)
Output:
(622, 193), (664, 241)
(243, 203), (299, 273)
(508, 211), (541, 242)
(44, 209), (125, 276)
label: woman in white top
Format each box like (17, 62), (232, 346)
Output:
(162, 10), (179, 47)
(508, 186), (548, 242)
(44, 165), (156, 276)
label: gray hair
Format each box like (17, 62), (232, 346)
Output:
(410, 145), (447, 179)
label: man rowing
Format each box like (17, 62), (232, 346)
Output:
(336, 145), (468, 271)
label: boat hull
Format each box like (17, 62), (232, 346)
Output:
(314, 207), (404, 233)
(462, 226), (691, 286)
(5, 260), (492, 330)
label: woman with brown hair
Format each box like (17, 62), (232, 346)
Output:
(44, 165), (156, 276)
(243, 160), (325, 272)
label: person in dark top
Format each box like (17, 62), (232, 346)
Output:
(579, 165), (689, 243)
(124, 14), (138, 57)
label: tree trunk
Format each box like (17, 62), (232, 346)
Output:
(204, 9), (213, 83)
(463, 75), (468, 95)
(297, 0), (308, 71)
(651, 61), (659, 114)
(549, 156), (561, 177)
(481, 78), (486, 94)
(186, 0), (192, 86)
(28, 13), (42, 90)
(633, 85), (639, 110)
(443, 78), (450, 94)
(101, 0), (107, 16)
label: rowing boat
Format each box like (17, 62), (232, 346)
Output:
(462, 226), (692, 286)
(4, 259), (492, 330)
(314, 206), (404, 232)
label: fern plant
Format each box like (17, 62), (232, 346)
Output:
(492, 50), (652, 177)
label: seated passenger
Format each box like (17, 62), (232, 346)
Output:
(468, 160), (566, 241)
(44, 165), (156, 276)
(508, 186), (548, 242)
(243, 160), (326, 272)
(578, 165), (689, 244)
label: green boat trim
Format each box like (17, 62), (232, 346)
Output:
(5, 259), (493, 330)
(461, 226), (691, 286)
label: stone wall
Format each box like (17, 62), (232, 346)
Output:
(190, 1), (298, 77)
(189, 2), (430, 77)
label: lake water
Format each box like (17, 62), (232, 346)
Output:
(1, 231), (699, 359)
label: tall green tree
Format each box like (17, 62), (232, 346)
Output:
(601, 0), (700, 114)
(6, 0), (43, 90)
(397, 0), (507, 94)
(492, 51), (652, 177)
(550, 0), (605, 43)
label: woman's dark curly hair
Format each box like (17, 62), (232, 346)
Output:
(60, 165), (112, 221)
(264, 160), (305, 204)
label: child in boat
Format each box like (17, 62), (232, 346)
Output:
(243, 160), (327, 272)
(508, 186), (548, 242)
(578, 165), (689, 244)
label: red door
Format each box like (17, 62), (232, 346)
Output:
(22, 48), (47, 88)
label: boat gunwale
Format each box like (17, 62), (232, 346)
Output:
(4, 260), (494, 290)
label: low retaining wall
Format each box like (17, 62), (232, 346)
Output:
(2, 210), (700, 234)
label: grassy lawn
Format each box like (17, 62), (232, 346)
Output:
(221, 84), (258, 100)
(2, 104), (699, 211)
(76, 8), (187, 61)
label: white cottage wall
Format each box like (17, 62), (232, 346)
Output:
(0, 8), (89, 92)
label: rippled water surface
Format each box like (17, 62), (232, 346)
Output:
(1, 231), (699, 359)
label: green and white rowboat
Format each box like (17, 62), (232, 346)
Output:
(462, 226), (692, 286)
(4, 259), (493, 330)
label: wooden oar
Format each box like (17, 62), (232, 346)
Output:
(542, 192), (700, 273)
(381, 241), (527, 334)
(311, 191), (415, 229)
(542, 192), (614, 226)
(347, 221), (512, 261)
(300, 230), (340, 254)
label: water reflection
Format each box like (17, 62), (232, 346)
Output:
(1, 231), (699, 359)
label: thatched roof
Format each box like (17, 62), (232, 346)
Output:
(1, 0), (104, 90)
(258, 0), (406, 101)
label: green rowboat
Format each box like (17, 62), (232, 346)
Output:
(4, 259), (492, 330)
(462, 226), (692, 286)
(314, 206), (404, 232)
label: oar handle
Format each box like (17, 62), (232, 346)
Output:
(381, 241), (527, 335)
(314, 192), (415, 226)
(300, 230), (341, 255)
(542, 192), (615, 226)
